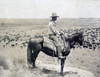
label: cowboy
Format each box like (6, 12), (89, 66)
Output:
(48, 12), (65, 59)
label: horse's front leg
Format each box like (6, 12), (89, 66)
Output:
(60, 58), (66, 76)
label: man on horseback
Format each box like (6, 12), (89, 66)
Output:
(48, 12), (65, 59)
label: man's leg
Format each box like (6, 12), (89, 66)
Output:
(49, 35), (65, 59)
(53, 36), (65, 59)
(56, 46), (62, 58)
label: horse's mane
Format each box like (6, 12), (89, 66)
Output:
(65, 33), (82, 42)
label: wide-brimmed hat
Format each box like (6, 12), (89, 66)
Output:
(51, 12), (59, 17)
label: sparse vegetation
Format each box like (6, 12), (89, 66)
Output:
(0, 56), (9, 69)
(0, 18), (100, 77)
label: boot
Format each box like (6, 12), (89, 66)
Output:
(56, 46), (65, 59)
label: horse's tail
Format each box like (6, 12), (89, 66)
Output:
(27, 41), (32, 66)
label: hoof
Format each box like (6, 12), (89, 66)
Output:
(60, 72), (64, 76)
(32, 64), (37, 68)
(33, 65), (37, 67)
(33, 65), (37, 68)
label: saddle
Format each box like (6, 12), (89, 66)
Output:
(43, 35), (66, 53)
(43, 36), (56, 52)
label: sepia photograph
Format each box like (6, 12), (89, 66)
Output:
(0, 0), (100, 77)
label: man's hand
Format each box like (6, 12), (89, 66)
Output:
(56, 34), (60, 38)
(60, 33), (63, 36)
(56, 32), (63, 37)
(59, 31), (64, 36)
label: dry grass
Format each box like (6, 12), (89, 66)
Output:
(0, 23), (99, 77)
(0, 56), (9, 69)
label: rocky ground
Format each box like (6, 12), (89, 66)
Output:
(0, 25), (100, 77)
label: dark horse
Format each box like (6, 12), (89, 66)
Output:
(27, 32), (84, 76)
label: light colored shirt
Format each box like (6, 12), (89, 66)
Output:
(48, 21), (60, 36)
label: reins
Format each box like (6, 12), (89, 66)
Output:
(61, 35), (66, 52)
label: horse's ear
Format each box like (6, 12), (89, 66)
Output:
(80, 31), (83, 35)
(79, 32), (83, 36)
(81, 32), (83, 35)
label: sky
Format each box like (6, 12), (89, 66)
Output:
(0, 0), (100, 18)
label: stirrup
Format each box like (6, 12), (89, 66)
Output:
(58, 55), (65, 59)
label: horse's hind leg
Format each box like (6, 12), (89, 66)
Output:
(27, 43), (33, 67)
(31, 49), (40, 68)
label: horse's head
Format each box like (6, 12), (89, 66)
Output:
(76, 32), (84, 46)
(64, 32), (84, 47)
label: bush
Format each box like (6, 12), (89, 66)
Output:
(0, 56), (9, 69)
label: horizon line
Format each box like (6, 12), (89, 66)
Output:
(0, 17), (100, 19)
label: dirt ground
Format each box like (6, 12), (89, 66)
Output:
(0, 25), (100, 77)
